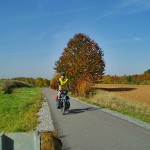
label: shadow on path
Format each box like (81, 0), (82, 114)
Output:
(67, 107), (98, 115)
(59, 134), (72, 150)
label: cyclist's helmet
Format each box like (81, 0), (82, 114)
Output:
(61, 72), (66, 76)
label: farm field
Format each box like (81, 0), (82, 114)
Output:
(93, 84), (150, 105)
(74, 83), (150, 123)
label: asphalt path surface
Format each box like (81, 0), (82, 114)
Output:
(44, 88), (150, 150)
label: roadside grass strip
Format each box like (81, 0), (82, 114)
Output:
(71, 89), (150, 124)
(0, 87), (42, 132)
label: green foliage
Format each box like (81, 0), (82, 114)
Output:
(13, 77), (50, 87)
(35, 78), (44, 87)
(0, 87), (43, 132)
(144, 69), (150, 74)
(140, 80), (150, 85)
(2, 80), (32, 94)
(44, 79), (50, 87)
(127, 76), (132, 83)
(13, 77), (36, 86)
(0, 79), (4, 84)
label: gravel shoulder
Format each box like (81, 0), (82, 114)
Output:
(36, 96), (55, 131)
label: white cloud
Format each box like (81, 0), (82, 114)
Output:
(94, 0), (150, 21)
(87, 0), (150, 26)
(117, 0), (150, 14)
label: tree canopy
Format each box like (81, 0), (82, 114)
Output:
(144, 69), (150, 74)
(54, 33), (105, 82)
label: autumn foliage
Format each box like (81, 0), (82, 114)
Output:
(101, 73), (150, 85)
(54, 33), (105, 96)
(12, 77), (50, 87)
(50, 74), (60, 90)
(75, 76), (94, 96)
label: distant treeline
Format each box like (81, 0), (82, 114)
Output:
(12, 77), (50, 87)
(101, 73), (150, 85)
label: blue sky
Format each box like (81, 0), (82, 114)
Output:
(0, 0), (150, 79)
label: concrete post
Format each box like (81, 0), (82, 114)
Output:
(34, 130), (41, 150)
(0, 133), (4, 150)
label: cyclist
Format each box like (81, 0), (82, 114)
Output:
(57, 72), (70, 108)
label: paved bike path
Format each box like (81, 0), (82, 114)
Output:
(44, 88), (150, 150)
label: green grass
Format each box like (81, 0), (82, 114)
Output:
(0, 79), (4, 86)
(0, 87), (43, 132)
(72, 89), (150, 123)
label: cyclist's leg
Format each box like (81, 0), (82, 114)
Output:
(58, 90), (61, 108)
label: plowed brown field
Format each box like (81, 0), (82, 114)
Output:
(94, 84), (150, 105)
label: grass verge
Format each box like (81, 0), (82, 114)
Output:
(0, 87), (43, 132)
(72, 89), (150, 123)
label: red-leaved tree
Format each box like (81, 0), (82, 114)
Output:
(54, 33), (105, 95)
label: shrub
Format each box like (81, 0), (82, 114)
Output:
(50, 79), (58, 90)
(50, 74), (60, 90)
(75, 76), (94, 97)
(140, 80), (150, 85)
(2, 80), (32, 94)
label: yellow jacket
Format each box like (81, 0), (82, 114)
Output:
(58, 77), (68, 90)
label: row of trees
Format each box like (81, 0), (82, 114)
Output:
(12, 77), (50, 87)
(101, 72), (150, 85)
